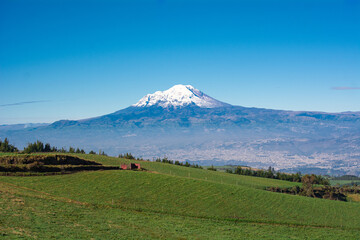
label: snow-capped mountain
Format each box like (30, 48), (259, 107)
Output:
(2, 84), (360, 176)
(133, 84), (230, 108)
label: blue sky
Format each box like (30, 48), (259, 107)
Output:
(0, 0), (359, 124)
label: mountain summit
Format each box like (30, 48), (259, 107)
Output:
(132, 84), (230, 108)
(3, 84), (360, 176)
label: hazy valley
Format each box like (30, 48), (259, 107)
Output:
(1, 85), (359, 176)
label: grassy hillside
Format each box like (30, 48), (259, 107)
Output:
(0, 153), (359, 239)
(79, 153), (300, 189)
(330, 179), (360, 186)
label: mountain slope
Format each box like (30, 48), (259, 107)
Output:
(1, 84), (360, 175)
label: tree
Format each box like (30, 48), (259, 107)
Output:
(59, 147), (67, 153)
(207, 165), (217, 171)
(244, 168), (252, 176)
(301, 174), (316, 197)
(44, 143), (51, 152)
(266, 166), (275, 178)
(119, 153), (135, 159)
(0, 138), (18, 152)
(23, 141), (44, 153)
(51, 146), (58, 152)
(293, 172), (302, 182)
(235, 167), (243, 175)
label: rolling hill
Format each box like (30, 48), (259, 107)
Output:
(0, 153), (359, 239)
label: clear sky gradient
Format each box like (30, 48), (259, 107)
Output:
(0, 0), (359, 124)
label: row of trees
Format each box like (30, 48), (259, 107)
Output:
(23, 141), (59, 153)
(0, 139), (108, 156)
(118, 153), (148, 161)
(118, 153), (204, 169)
(118, 153), (136, 160)
(154, 157), (203, 169)
(117, 153), (203, 169)
(22, 141), (88, 154)
(227, 166), (329, 185)
(267, 174), (359, 201)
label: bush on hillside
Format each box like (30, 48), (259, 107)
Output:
(207, 165), (217, 171)
(267, 174), (349, 201)
(118, 153), (135, 159)
(0, 138), (18, 152)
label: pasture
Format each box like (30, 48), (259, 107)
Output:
(0, 153), (359, 239)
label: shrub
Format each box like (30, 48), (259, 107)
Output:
(0, 138), (18, 152)
(207, 165), (217, 171)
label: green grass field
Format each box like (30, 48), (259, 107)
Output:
(1, 153), (359, 239)
(330, 179), (360, 186)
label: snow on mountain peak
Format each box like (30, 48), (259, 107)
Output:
(133, 84), (230, 108)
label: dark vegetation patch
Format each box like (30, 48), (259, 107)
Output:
(0, 139), (121, 175)
(153, 156), (203, 169)
(0, 154), (119, 175)
(332, 175), (360, 181)
(267, 174), (360, 201)
(226, 166), (330, 185)
(0, 154), (102, 165)
(0, 163), (119, 174)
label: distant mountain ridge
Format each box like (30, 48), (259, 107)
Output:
(1, 84), (360, 176)
(0, 123), (49, 131)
